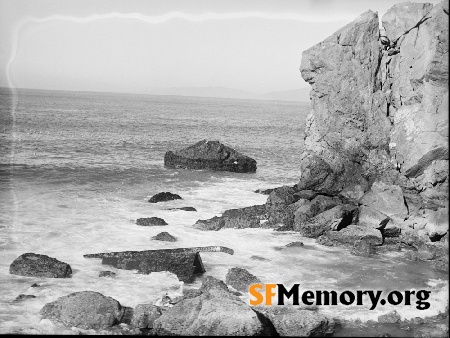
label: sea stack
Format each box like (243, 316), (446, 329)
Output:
(296, 2), (448, 229)
(164, 139), (257, 173)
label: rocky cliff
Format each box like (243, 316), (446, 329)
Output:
(298, 1), (448, 225)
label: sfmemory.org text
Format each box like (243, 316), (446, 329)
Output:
(249, 284), (431, 310)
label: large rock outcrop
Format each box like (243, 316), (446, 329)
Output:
(298, 1), (448, 199)
(298, 1), (448, 243)
(164, 139), (257, 173)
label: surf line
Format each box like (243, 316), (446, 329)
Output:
(248, 284), (431, 310)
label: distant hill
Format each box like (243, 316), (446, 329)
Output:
(259, 88), (311, 103)
(148, 86), (311, 103)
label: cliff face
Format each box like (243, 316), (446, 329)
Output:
(298, 1), (448, 211)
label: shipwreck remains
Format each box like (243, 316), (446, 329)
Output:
(84, 246), (234, 283)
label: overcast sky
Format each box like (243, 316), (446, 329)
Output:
(0, 0), (441, 94)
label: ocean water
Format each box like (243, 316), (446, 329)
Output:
(0, 88), (447, 335)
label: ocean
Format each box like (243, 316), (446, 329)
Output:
(0, 88), (447, 335)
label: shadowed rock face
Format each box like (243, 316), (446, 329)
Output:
(9, 253), (72, 278)
(164, 139), (257, 173)
(298, 1), (448, 206)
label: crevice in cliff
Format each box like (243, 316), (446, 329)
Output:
(393, 15), (431, 47)
(373, 48), (383, 92)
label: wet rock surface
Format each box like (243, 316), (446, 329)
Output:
(14, 294), (36, 302)
(254, 306), (334, 337)
(151, 231), (177, 242)
(153, 279), (265, 336)
(40, 291), (124, 330)
(9, 253), (72, 278)
(164, 139), (257, 173)
(136, 217), (167, 226)
(148, 192), (182, 203)
(130, 304), (162, 329)
(225, 267), (261, 292)
(168, 206), (197, 211)
(193, 204), (266, 231)
(99, 271), (116, 278)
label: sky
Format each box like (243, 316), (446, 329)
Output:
(0, 0), (442, 95)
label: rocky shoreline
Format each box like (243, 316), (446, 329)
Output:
(7, 0), (448, 336)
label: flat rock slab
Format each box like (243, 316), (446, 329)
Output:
(84, 246), (234, 283)
(40, 291), (124, 330)
(168, 207), (197, 212)
(164, 140), (257, 173)
(148, 192), (182, 203)
(136, 217), (168, 226)
(10, 253), (72, 278)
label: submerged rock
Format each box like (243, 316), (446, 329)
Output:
(14, 294), (36, 302)
(9, 253), (72, 278)
(148, 192), (182, 203)
(254, 188), (275, 195)
(99, 271), (116, 278)
(377, 310), (401, 324)
(151, 231), (177, 242)
(136, 217), (168, 226)
(40, 291), (124, 329)
(164, 139), (257, 173)
(225, 267), (261, 292)
(168, 206), (197, 211)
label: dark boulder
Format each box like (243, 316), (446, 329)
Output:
(225, 267), (261, 292)
(136, 217), (167, 226)
(40, 291), (124, 329)
(148, 192), (182, 203)
(10, 253), (72, 278)
(151, 232), (177, 242)
(99, 271), (116, 278)
(164, 140), (257, 173)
